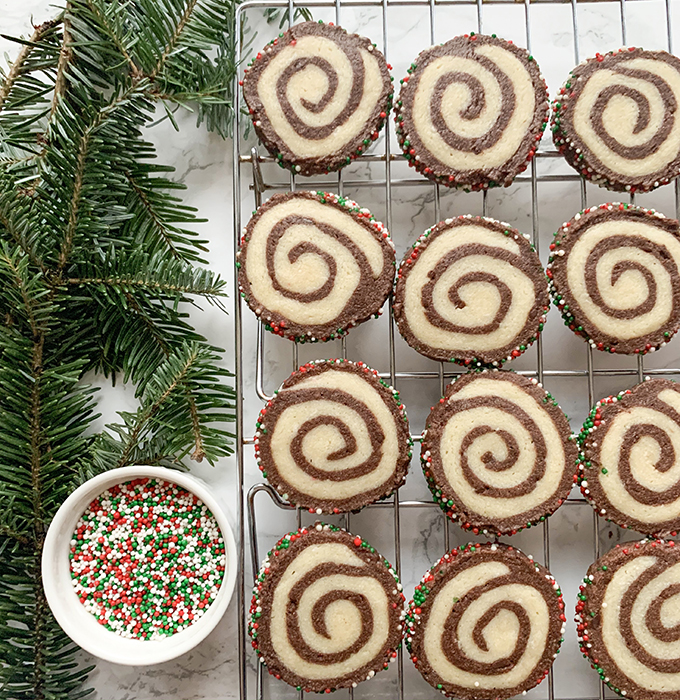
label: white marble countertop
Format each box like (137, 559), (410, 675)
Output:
(4, 0), (680, 698)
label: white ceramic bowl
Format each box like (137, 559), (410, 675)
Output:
(42, 465), (237, 666)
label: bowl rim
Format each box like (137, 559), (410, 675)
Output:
(41, 465), (238, 666)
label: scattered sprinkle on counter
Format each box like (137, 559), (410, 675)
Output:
(69, 478), (225, 640)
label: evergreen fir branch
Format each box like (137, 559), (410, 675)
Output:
(1, 0), (240, 694)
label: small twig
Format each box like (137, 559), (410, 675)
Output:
(0, 18), (62, 112)
(114, 345), (199, 469)
(149, 0), (200, 80)
(84, 0), (139, 76)
(0, 525), (31, 545)
(50, 4), (72, 118)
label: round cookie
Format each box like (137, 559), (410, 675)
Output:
(421, 370), (577, 536)
(395, 33), (549, 190)
(406, 542), (565, 700)
(548, 203), (680, 355)
(254, 359), (411, 513)
(249, 522), (405, 693)
(552, 47), (680, 193)
(241, 21), (393, 176)
(579, 379), (680, 538)
(393, 215), (549, 366)
(576, 539), (680, 700)
(237, 191), (395, 343)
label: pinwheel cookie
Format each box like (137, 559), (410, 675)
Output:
(250, 523), (405, 693)
(393, 215), (549, 366)
(254, 359), (411, 513)
(553, 48), (680, 193)
(242, 21), (393, 175)
(577, 540), (680, 700)
(238, 191), (395, 342)
(395, 34), (549, 190)
(407, 542), (565, 699)
(422, 370), (577, 536)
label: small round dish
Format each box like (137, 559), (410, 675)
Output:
(42, 466), (237, 666)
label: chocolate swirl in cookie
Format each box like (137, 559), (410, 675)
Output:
(407, 543), (565, 700)
(579, 379), (680, 537)
(250, 523), (405, 693)
(254, 359), (411, 513)
(393, 215), (549, 366)
(548, 204), (680, 355)
(238, 192), (395, 343)
(422, 371), (576, 535)
(553, 48), (680, 192)
(242, 22), (392, 176)
(395, 34), (548, 190)
(577, 540), (680, 700)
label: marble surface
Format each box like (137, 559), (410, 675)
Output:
(4, 0), (680, 698)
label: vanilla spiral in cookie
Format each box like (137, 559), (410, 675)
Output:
(580, 379), (680, 537)
(250, 525), (404, 693)
(255, 360), (411, 513)
(407, 544), (564, 700)
(549, 204), (680, 354)
(577, 540), (680, 700)
(395, 34), (548, 189)
(553, 48), (680, 192)
(393, 216), (549, 365)
(242, 22), (392, 176)
(238, 192), (395, 342)
(422, 371), (576, 535)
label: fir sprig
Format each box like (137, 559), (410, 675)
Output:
(0, 1), (241, 697)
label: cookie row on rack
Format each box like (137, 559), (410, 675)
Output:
(242, 21), (680, 193)
(250, 520), (680, 700)
(239, 192), (680, 360)
(253, 357), (680, 542)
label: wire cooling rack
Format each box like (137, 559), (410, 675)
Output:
(232, 1), (680, 698)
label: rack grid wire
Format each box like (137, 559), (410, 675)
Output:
(232, 0), (680, 698)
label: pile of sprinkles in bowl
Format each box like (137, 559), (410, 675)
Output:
(69, 477), (225, 640)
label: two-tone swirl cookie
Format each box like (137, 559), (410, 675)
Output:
(395, 34), (549, 190)
(254, 359), (411, 513)
(553, 48), (680, 193)
(578, 379), (680, 538)
(241, 22), (393, 176)
(576, 540), (680, 700)
(421, 370), (577, 536)
(250, 523), (405, 693)
(548, 204), (680, 354)
(407, 543), (565, 700)
(393, 215), (549, 366)
(237, 191), (395, 342)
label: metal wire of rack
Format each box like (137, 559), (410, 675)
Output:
(232, 1), (680, 698)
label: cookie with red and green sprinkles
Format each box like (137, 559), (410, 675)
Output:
(241, 21), (393, 177)
(547, 203), (680, 355)
(576, 539), (680, 700)
(254, 359), (411, 513)
(237, 191), (395, 343)
(578, 379), (680, 538)
(421, 369), (577, 536)
(406, 542), (565, 699)
(249, 522), (405, 693)
(552, 48), (680, 193)
(69, 478), (226, 640)
(394, 33), (548, 191)
(392, 215), (549, 366)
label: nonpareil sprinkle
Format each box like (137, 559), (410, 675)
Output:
(69, 478), (225, 640)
